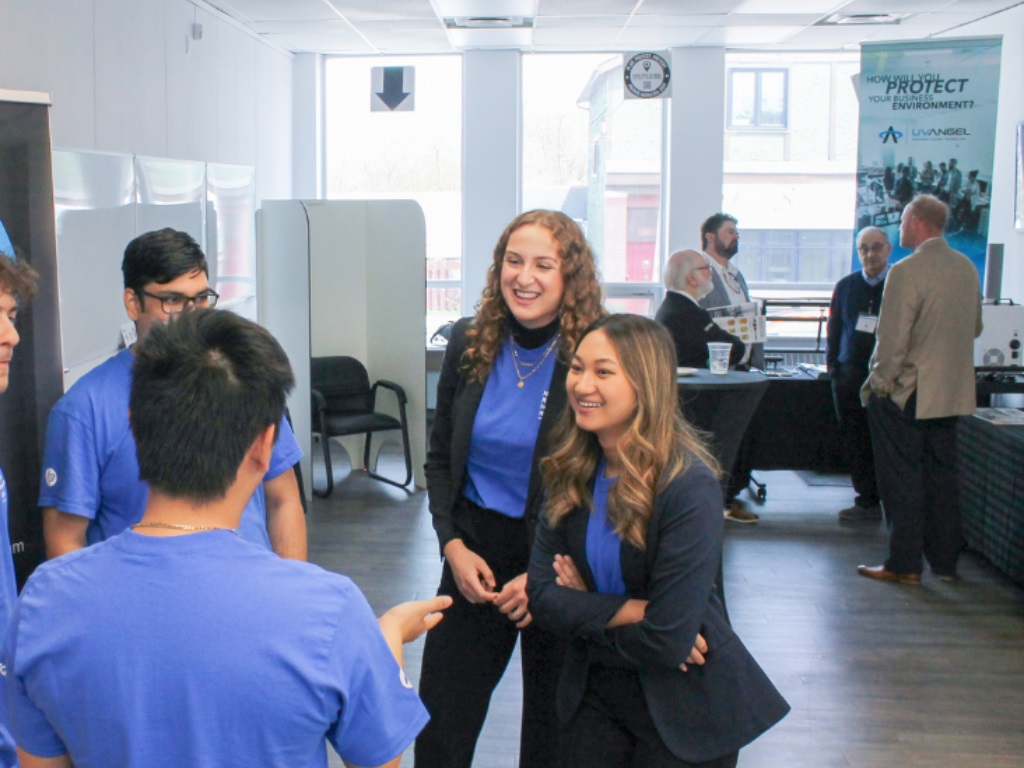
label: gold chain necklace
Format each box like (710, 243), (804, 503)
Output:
(132, 522), (241, 537)
(511, 334), (559, 389)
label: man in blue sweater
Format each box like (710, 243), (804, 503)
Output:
(826, 227), (891, 522)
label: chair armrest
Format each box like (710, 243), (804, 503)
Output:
(373, 379), (408, 406)
(311, 388), (327, 411)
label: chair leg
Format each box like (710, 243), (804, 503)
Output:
(363, 429), (413, 489)
(313, 433), (334, 498)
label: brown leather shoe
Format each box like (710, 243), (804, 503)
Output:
(724, 501), (759, 524)
(857, 564), (921, 585)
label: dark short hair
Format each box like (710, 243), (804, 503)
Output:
(130, 309), (295, 502)
(122, 228), (208, 294)
(700, 213), (738, 248)
(0, 253), (39, 304)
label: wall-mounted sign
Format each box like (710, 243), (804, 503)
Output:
(371, 66), (415, 112)
(623, 52), (671, 100)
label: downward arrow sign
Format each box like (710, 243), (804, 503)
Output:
(377, 67), (409, 111)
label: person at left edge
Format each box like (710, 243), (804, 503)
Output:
(38, 229), (306, 560)
(0, 253), (38, 768)
(4, 308), (449, 768)
(415, 210), (605, 768)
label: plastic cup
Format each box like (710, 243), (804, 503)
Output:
(707, 342), (732, 375)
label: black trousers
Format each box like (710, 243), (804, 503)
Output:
(866, 394), (963, 576)
(564, 667), (739, 768)
(831, 367), (879, 509)
(415, 502), (564, 768)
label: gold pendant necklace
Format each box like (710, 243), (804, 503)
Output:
(512, 334), (559, 389)
(132, 522), (241, 537)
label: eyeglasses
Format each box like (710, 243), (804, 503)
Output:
(857, 243), (888, 255)
(139, 289), (220, 314)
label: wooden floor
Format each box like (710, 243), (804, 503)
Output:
(308, 447), (1024, 768)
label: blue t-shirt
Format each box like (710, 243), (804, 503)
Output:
(38, 348), (303, 549)
(586, 466), (627, 596)
(464, 337), (557, 518)
(3, 531), (428, 768)
(0, 469), (17, 767)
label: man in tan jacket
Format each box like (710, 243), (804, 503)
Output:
(857, 194), (982, 585)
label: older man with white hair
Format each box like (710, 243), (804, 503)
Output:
(656, 249), (745, 370)
(826, 226), (891, 522)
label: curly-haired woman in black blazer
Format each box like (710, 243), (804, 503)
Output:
(528, 314), (789, 767)
(415, 210), (604, 767)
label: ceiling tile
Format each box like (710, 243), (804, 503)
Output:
(325, 0), (440, 21)
(261, 32), (376, 53)
(696, 25), (803, 44)
(215, 0), (338, 23)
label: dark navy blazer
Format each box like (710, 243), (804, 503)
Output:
(424, 317), (569, 556)
(528, 461), (789, 762)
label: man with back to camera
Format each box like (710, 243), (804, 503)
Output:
(39, 228), (307, 560)
(698, 213), (762, 523)
(656, 249), (744, 370)
(0, 253), (38, 768)
(858, 195), (982, 585)
(3, 309), (451, 768)
(826, 227), (890, 523)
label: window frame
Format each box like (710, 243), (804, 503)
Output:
(727, 67), (789, 131)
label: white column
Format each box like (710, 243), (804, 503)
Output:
(665, 48), (726, 254)
(292, 53), (322, 199)
(461, 50), (521, 315)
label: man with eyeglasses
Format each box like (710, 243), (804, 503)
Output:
(698, 213), (762, 523)
(656, 249), (744, 369)
(38, 228), (307, 561)
(825, 227), (891, 522)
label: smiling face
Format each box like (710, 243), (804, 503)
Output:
(0, 290), (20, 394)
(124, 268), (211, 342)
(500, 224), (565, 329)
(567, 329), (638, 454)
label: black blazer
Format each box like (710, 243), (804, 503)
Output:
(655, 292), (745, 369)
(425, 317), (569, 556)
(527, 461), (789, 762)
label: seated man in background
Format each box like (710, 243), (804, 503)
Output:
(40, 228), (306, 560)
(656, 248), (744, 369)
(0, 253), (38, 767)
(826, 226), (890, 522)
(3, 309), (450, 768)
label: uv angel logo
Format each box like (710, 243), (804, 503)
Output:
(879, 126), (903, 144)
(0, 215), (13, 257)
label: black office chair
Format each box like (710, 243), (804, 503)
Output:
(310, 356), (413, 495)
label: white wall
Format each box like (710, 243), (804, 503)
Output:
(0, 0), (293, 205)
(942, 7), (1024, 300)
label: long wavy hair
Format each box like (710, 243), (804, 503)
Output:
(542, 314), (720, 550)
(462, 210), (604, 384)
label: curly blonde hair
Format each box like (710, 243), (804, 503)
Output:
(462, 210), (604, 385)
(542, 315), (720, 550)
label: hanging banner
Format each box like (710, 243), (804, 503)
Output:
(853, 37), (1002, 277)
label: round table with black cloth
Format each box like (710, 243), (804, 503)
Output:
(677, 370), (770, 621)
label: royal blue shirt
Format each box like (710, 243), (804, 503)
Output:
(464, 336), (558, 518)
(586, 465), (627, 596)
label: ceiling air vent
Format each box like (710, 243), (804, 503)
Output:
(817, 13), (909, 26)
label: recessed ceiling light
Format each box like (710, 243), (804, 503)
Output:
(817, 13), (908, 26)
(444, 16), (533, 29)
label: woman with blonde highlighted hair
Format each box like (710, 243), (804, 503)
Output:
(416, 210), (604, 768)
(529, 314), (789, 767)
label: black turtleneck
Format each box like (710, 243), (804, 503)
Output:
(508, 314), (560, 350)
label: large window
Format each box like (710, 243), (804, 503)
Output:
(324, 56), (462, 341)
(729, 69), (787, 129)
(725, 52), (860, 291)
(523, 53), (664, 315)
